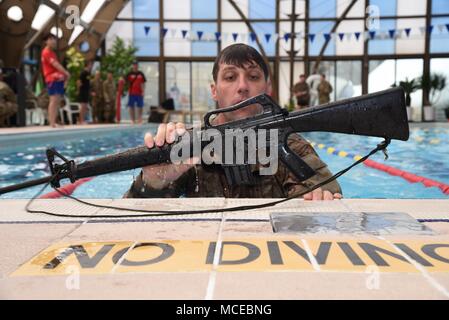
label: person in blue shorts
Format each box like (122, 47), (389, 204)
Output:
(125, 62), (146, 124)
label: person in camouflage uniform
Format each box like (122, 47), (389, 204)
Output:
(124, 44), (342, 201)
(102, 71), (116, 123)
(90, 70), (104, 123)
(317, 74), (333, 105)
(292, 74), (310, 109)
(0, 69), (18, 126)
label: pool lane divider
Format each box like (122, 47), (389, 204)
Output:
(39, 177), (94, 199)
(309, 141), (449, 195)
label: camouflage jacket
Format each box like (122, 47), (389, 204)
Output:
(103, 79), (116, 104)
(124, 134), (342, 198)
(0, 81), (17, 104)
(318, 80), (333, 104)
(90, 78), (104, 99)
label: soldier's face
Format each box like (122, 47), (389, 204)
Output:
(210, 61), (271, 122)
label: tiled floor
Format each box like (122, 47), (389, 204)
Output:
(0, 198), (448, 299)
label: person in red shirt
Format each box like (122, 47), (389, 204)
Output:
(41, 33), (70, 128)
(125, 61), (146, 124)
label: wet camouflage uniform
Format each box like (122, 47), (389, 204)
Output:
(102, 78), (116, 123)
(0, 80), (18, 125)
(318, 80), (333, 105)
(90, 77), (104, 123)
(124, 134), (342, 198)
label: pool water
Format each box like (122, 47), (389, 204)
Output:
(0, 125), (448, 199)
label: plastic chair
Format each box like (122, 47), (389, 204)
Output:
(59, 96), (92, 124)
(25, 99), (46, 125)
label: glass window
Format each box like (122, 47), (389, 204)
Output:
(368, 19), (396, 54)
(251, 22), (276, 56)
(309, 0), (336, 18)
(430, 17), (449, 53)
(134, 22), (160, 56)
(192, 0), (217, 19)
(396, 18), (425, 54)
(369, 59), (423, 108)
(117, 2), (133, 19)
(397, 0), (426, 16)
(369, 0), (397, 16)
(368, 60), (395, 94)
(140, 62), (159, 107)
(164, 0), (191, 19)
(336, 20), (364, 55)
(249, 0), (275, 19)
(106, 21), (133, 52)
(430, 58), (449, 115)
(396, 59), (423, 108)
(309, 61), (336, 104)
(337, 0), (365, 18)
(166, 62), (191, 112)
(222, 0), (248, 19)
(278, 22), (305, 57)
(133, 0), (159, 19)
(279, 61), (304, 108)
(432, 0), (449, 14)
(191, 23), (217, 56)
(164, 22), (192, 57)
(280, 0), (306, 19)
(192, 62), (215, 113)
(336, 61), (362, 100)
(221, 22), (249, 49)
(308, 21), (335, 56)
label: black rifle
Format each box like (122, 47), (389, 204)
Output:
(0, 87), (409, 195)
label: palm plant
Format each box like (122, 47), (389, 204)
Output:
(397, 78), (419, 107)
(417, 73), (447, 106)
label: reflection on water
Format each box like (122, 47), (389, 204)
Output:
(271, 212), (435, 235)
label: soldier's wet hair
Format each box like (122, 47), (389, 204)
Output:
(212, 43), (269, 82)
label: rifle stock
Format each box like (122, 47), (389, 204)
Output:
(283, 87), (409, 141)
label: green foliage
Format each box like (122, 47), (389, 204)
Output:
(65, 47), (85, 101)
(284, 98), (296, 112)
(393, 78), (419, 106)
(417, 73), (447, 106)
(101, 37), (138, 94)
(398, 78), (419, 95)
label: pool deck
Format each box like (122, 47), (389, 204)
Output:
(0, 122), (136, 136)
(1, 198), (448, 300)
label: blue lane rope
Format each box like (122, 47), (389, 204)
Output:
(417, 219), (449, 223)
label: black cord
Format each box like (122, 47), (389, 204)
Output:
(25, 139), (390, 219)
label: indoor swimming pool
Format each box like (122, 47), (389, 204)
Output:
(0, 124), (448, 199)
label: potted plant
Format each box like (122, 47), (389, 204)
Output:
(101, 37), (138, 93)
(394, 78), (419, 121)
(65, 47), (85, 102)
(417, 73), (447, 121)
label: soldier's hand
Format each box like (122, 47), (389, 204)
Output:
(142, 122), (198, 189)
(303, 188), (342, 201)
